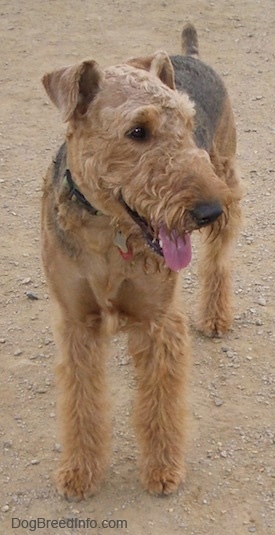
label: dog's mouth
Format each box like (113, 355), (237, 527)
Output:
(119, 194), (192, 272)
(158, 226), (192, 272)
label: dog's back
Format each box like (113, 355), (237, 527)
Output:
(170, 23), (227, 152)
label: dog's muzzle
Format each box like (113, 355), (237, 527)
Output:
(119, 195), (224, 272)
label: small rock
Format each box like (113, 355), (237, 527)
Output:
(21, 277), (32, 285)
(2, 505), (10, 512)
(14, 349), (23, 357)
(214, 398), (224, 407)
(257, 297), (266, 306)
(0, 338), (6, 344)
(30, 353), (45, 360)
(53, 443), (62, 453)
(3, 441), (13, 449)
(26, 292), (39, 301)
(30, 459), (40, 465)
(36, 388), (47, 394)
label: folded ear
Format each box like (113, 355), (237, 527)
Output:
(42, 60), (103, 122)
(127, 51), (175, 90)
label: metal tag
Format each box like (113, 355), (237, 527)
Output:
(113, 231), (128, 253)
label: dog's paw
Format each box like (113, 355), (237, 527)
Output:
(141, 466), (184, 496)
(55, 464), (99, 501)
(197, 313), (232, 338)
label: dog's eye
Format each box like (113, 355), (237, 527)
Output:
(127, 126), (148, 141)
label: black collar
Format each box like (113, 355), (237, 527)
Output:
(65, 169), (102, 216)
(65, 168), (162, 257)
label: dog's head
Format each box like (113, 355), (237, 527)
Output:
(42, 54), (233, 271)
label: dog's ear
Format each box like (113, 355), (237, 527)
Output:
(42, 60), (103, 122)
(127, 51), (175, 90)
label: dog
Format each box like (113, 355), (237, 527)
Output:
(41, 23), (241, 499)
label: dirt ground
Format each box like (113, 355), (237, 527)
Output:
(0, 0), (274, 533)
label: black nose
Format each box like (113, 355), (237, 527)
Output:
(190, 202), (223, 227)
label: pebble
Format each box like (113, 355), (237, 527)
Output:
(14, 349), (23, 356)
(2, 505), (10, 512)
(53, 443), (62, 453)
(36, 388), (47, 394)
(26, 292), (39, 300)
(30, 353), (45, 360)
(21, 277), (32, 285)
(257, 297), (266, 306)
(3, 441), (13, 449)
(30, 459), (40, 465)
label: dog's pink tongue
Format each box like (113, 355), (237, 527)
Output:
(159, 227), (192, 272)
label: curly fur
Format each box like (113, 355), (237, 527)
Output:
(41, 23), (241, 499)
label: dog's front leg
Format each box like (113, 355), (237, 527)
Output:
(129, 308), (190, 495)
(54, 314), (111, 500)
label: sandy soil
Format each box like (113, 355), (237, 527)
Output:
(0, 1), (274, 533)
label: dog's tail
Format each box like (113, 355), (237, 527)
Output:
(181, 23), (199, 58)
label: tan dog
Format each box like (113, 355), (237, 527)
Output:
(41, 24), (241, 499)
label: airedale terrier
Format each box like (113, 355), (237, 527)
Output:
(41, 24), (241, 499)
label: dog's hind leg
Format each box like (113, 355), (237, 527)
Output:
(197, 159), (241, 337)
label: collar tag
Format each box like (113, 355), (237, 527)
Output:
(113, 231), (128, 253)
(113, 231), (133, 260)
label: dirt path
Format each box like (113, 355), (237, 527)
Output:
(0, 1), (274, 533)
